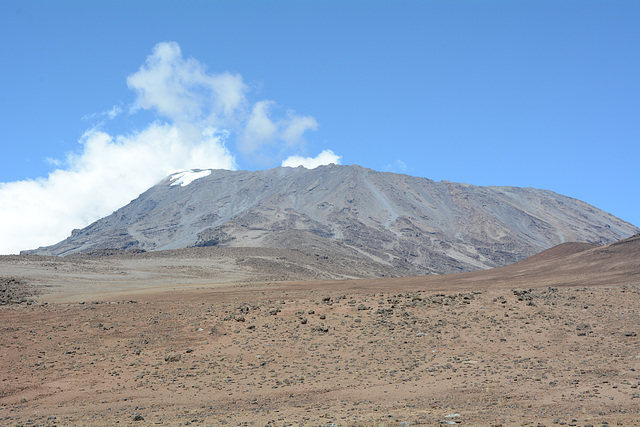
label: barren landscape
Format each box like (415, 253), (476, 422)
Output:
(2, 235), (640, 426)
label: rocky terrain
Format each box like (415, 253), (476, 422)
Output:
(24, 165), (638, 275)
(0, 277), (40, 305)
(1, 234), (639, 425)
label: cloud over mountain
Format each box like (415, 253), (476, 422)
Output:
(282, 150), (341, 169)
(238, 101), (319, 157)
(0, 42), (332, 254)
(127, 41), (248, 124)
(0, 124), (235, 255)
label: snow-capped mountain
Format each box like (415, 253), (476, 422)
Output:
(25, 165), (639, 275)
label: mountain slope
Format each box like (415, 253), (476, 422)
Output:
(25, 165), (639, 275)
(383, 232), (640, 291)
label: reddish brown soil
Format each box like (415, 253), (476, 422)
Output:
(1, 236), (639, 426)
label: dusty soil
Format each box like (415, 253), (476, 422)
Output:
(1, 236), (639, 426)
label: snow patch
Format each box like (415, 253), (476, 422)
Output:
(170, 169), (212, 187)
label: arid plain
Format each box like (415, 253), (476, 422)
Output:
(1, 235), (639, 426)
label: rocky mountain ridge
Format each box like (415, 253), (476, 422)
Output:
(25, 164), (639, 275)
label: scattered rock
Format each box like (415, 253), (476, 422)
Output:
(0, 277), (40, 305)
(164, 352), (181, 362)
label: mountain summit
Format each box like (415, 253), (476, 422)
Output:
(25, 165), (638, 275)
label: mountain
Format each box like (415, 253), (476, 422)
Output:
(24, 164), (639, 275)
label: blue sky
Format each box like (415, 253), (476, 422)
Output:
(1, 0), (638, 254)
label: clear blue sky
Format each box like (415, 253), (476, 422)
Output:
(0, 0), (638, 254)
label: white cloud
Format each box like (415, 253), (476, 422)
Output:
(282, 113), (319, 147)
(385, 159), (409, 174)
(0, 125), (235, 254)
(45, 157), (63, 167)
(282, 150), (341, 169)
(107, 105), (122, 119)
(238, 102), (319, 156)
(81, 105), (123, 122)
(0, 41), (322, 254)
(237, 100), (278, 154)
(126, 41), (248, 125)
(128, 41), (319, 158)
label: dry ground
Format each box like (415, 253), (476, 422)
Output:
(1, 237), (639, 426)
